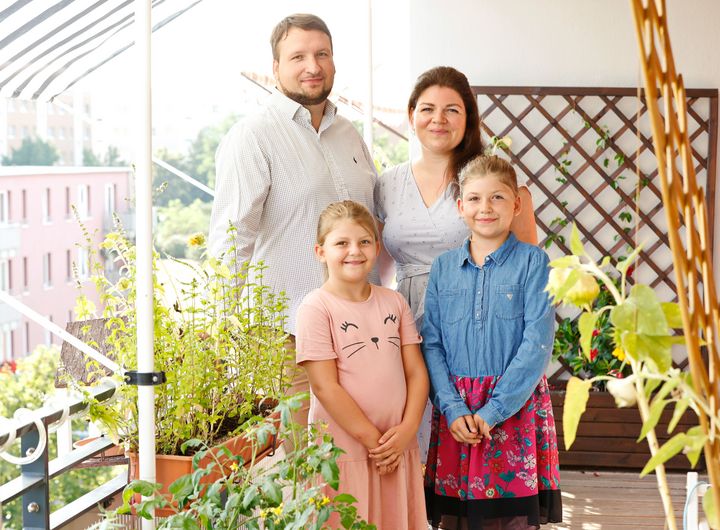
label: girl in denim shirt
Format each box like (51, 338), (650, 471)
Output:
(422, 156), (562, 529)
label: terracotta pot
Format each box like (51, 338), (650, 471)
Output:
(126, 409), (281, 517)
(73, 435), (125, 458)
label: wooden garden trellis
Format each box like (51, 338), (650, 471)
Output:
(632, 0), (720, 520)
(471, 85), (718, 384)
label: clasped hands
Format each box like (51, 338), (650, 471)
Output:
(449, 413), (492, 444)
(367, 422), (415, 476)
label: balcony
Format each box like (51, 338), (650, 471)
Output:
(0, 300), (20, 328)
(0, 224), (20, 259)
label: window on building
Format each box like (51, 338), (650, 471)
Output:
(84, 127), (91, 142)
(0, 190), (8, 224)
(66, 249), (72, 281)
(8, 125), (15, 139)
(47, 102), (54, 115)
(7, 99), (15, 112)
(42, 188), (51, 223)
(48, 127), (55, 139)
(104, 184), (116, 217)
(65, 186), (71, 218)
(59, 128), (65, 140)
(45, 316), (53, 346)
(22, 257), (28, 292)
(21, 126), (28, 139)
(0, 260), (8, 292)
(19, 101), (28, 113)
(43, 252), (52, 288)
(1, 329), (12, 362)
(23, 322), (30, 356)
(77, 247), (89, 280)
(78, 184), (90, 219)
(21, 190), (27, 222)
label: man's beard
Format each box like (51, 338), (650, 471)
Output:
(279, 83), (331, 106)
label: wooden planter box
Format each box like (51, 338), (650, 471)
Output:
(551, 390), (704, 471)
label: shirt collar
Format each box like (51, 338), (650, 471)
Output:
(270, 89), (337, 127)
(457, 232), (519, 268)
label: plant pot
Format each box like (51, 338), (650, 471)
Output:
(551, 389), (704, 471)
(126, 409), (281, 517)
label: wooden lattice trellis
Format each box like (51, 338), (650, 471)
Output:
(633, 0), (720, 523)
(472, 85), (718, 383)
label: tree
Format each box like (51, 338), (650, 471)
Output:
(155, 198), (212, 259)
(153, 114), (239, 207)
(0, 347), (117, 529)
(2, 137), (59, 166)
(83, 145), (127, 167)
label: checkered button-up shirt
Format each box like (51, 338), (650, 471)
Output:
(208, 90), (377, 334)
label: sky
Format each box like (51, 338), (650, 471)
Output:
(79, 0), (411, 155)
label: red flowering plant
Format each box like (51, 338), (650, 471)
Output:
(551, 269), (632, 389)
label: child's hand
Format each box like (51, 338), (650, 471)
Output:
(368, 423), (414, 469)
(377, 457), (401, 476)
(449, 415), (483, 444)
(472, 414), (492, 440)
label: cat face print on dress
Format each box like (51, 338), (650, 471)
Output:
(339, 313), (401, 357)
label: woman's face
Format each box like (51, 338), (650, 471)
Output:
(410, 85), (467, 156)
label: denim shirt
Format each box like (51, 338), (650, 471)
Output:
(421, 233), (555, 428)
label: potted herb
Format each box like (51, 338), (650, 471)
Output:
(66, 221), (290, 502)
(92, 396), (374, 530)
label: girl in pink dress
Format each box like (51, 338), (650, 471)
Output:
(295, 200), (430, 529)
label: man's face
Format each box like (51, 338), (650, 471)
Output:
(273, 27), (335, 106)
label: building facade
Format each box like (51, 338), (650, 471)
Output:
(0, 166), (132, 362)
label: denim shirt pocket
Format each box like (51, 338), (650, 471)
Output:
(494, 284), (523, 319)
(439, 288), (468, 324)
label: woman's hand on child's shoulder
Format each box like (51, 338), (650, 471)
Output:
(368, 422), (415, 471)
(449, 414), (490, 444)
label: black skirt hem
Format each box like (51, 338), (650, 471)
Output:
(425, 486), (563, 527)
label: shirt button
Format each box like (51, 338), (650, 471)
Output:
(477, 291), (481, 295)
(476, 313), (480, 318)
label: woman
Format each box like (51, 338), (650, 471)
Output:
(374, 66), (537, 461)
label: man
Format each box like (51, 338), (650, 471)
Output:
(208, 13), (377, 427)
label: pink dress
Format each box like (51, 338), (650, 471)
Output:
(296, 285), (428, 530)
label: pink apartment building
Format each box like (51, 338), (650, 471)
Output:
(0, 166), (133, 361)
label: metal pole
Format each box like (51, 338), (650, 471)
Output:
(363, 0), (374, 152)
(135, 0), (156, 528)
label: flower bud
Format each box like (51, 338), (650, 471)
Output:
(546, 268), (600, 308)
(606, 375), (637, 408)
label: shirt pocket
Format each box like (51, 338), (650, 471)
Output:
(494, 284), (523, 320)
(439, 288), (468, 324)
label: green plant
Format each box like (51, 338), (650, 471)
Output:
(546, 224), (720, 529)
(552, 273), (632, 388)
(70, 221), (291, 456)
(92, 395), (375, 530)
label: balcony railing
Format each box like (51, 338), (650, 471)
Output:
(0, 380), (126, 529)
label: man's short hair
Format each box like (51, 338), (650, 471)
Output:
(270, 13), (333, 60)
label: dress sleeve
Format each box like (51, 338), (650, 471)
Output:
(208, 122), (270, 265)
(421, 261), (472, 426)
(477, 249), (555, 426)
(295, 300), (338, 363)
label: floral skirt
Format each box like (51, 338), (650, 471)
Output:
(424, 376), (562, 529)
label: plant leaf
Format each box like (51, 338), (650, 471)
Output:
(661, 302), (683, 329)
(667, 397), (689, 434)
(639, 432), (687, 477)
(570, 224), (585, 256)
(578, 312), (598, 361)
(617, 244), (643, 276)
(638, 398), (668, 442)
(563, 377), (591, 450)
(703, 488), (720, 530)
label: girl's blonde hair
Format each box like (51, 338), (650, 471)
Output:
(459, 155), (519, 195)
(316, 200), (379, 245)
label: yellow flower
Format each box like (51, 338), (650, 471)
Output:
(320, 496), (330, 506)
(188, 233), (206, 247)
(612, 347), (626, 361)
(229, 462), (239, 472)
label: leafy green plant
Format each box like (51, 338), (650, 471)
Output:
(546, 224), (720, 529)
(92, 395), (375, 530)
(552, 274), (632, 388)
(70, 221), (291, 456)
